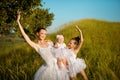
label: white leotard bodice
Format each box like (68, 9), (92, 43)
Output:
(37, 45), (56, 66)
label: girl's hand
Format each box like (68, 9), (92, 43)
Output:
(75, 25), (82, 33)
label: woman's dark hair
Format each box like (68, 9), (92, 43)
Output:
(36, 27), (46, 33)
(71, 36), (80, 45)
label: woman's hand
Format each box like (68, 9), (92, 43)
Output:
(17, 11), (21, 22)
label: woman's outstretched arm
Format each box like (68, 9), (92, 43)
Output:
(17, 12), (39, 52)
(74, 25), (84, 54)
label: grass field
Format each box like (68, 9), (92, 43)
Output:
(0, 19), (120, 80)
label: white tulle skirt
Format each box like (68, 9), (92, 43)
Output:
(34, 58), (70, 80)
(68, 58), (86, 77)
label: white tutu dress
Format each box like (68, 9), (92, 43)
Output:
(52, 47), (86, 77)
(55, 42), (66, 49)
(65, 49), (86, 77)
(52, 47), (67, 59)
(34, 45), (69, 80)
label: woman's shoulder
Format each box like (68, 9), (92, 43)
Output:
(45, 39), (53, 42)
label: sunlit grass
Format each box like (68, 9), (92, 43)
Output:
(49, 19), (120, 80)
(0, 19), (120, 80)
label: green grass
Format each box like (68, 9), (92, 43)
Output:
(0, 19), (120, 80)
(49, 19), (120, 80)
(0, 37), (44, 80)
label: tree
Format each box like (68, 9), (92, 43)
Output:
(18, 8), (54, 39)
(0, 0), (54, 37)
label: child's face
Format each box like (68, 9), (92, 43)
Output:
(57, 38), (64, 44)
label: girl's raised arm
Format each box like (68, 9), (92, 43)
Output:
(17, 12), (39, 52)
(74, 25), (84, 54)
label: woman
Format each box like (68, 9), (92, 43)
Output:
(17, 12), (69, 80)
(66, 26), (88, 80)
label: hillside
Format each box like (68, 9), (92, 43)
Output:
(0, 19), (120, 80)
(49, 19), (120, 80)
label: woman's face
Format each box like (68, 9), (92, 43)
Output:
(67, 40), (76, 49)
(37, 29), (46, 40)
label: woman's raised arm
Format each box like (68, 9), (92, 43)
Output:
(17, 12), (39, 52)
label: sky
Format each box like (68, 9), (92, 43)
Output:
(42, 0), (120, 33)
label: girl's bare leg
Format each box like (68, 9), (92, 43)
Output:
(71, 77), (77, 80)
(62, 58), (67, 67)
(57, 58), (62, 69)
(80, 70), (88, 80)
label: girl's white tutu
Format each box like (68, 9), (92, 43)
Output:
(52, 48), (86, 77)
(65, 49), (86, 77)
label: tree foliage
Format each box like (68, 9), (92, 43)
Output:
(0, 0), (54, 37)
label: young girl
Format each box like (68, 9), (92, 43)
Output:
(54, 34), (66, 48)
(53, 27), (88, 80)
(53, 34), (67, 69)
(17, 12), (69, 80)
(66, 26), (88, 80)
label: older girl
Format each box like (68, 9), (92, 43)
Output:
(66, 26), (88, 80)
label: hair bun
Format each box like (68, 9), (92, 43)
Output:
(75, 36), (80, 41)
(72, 36), (80, 45)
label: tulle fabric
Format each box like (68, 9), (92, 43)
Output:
(66, 49), (86, 77)
(52, 47), (86, 77)
(34, 45), (69, 80)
